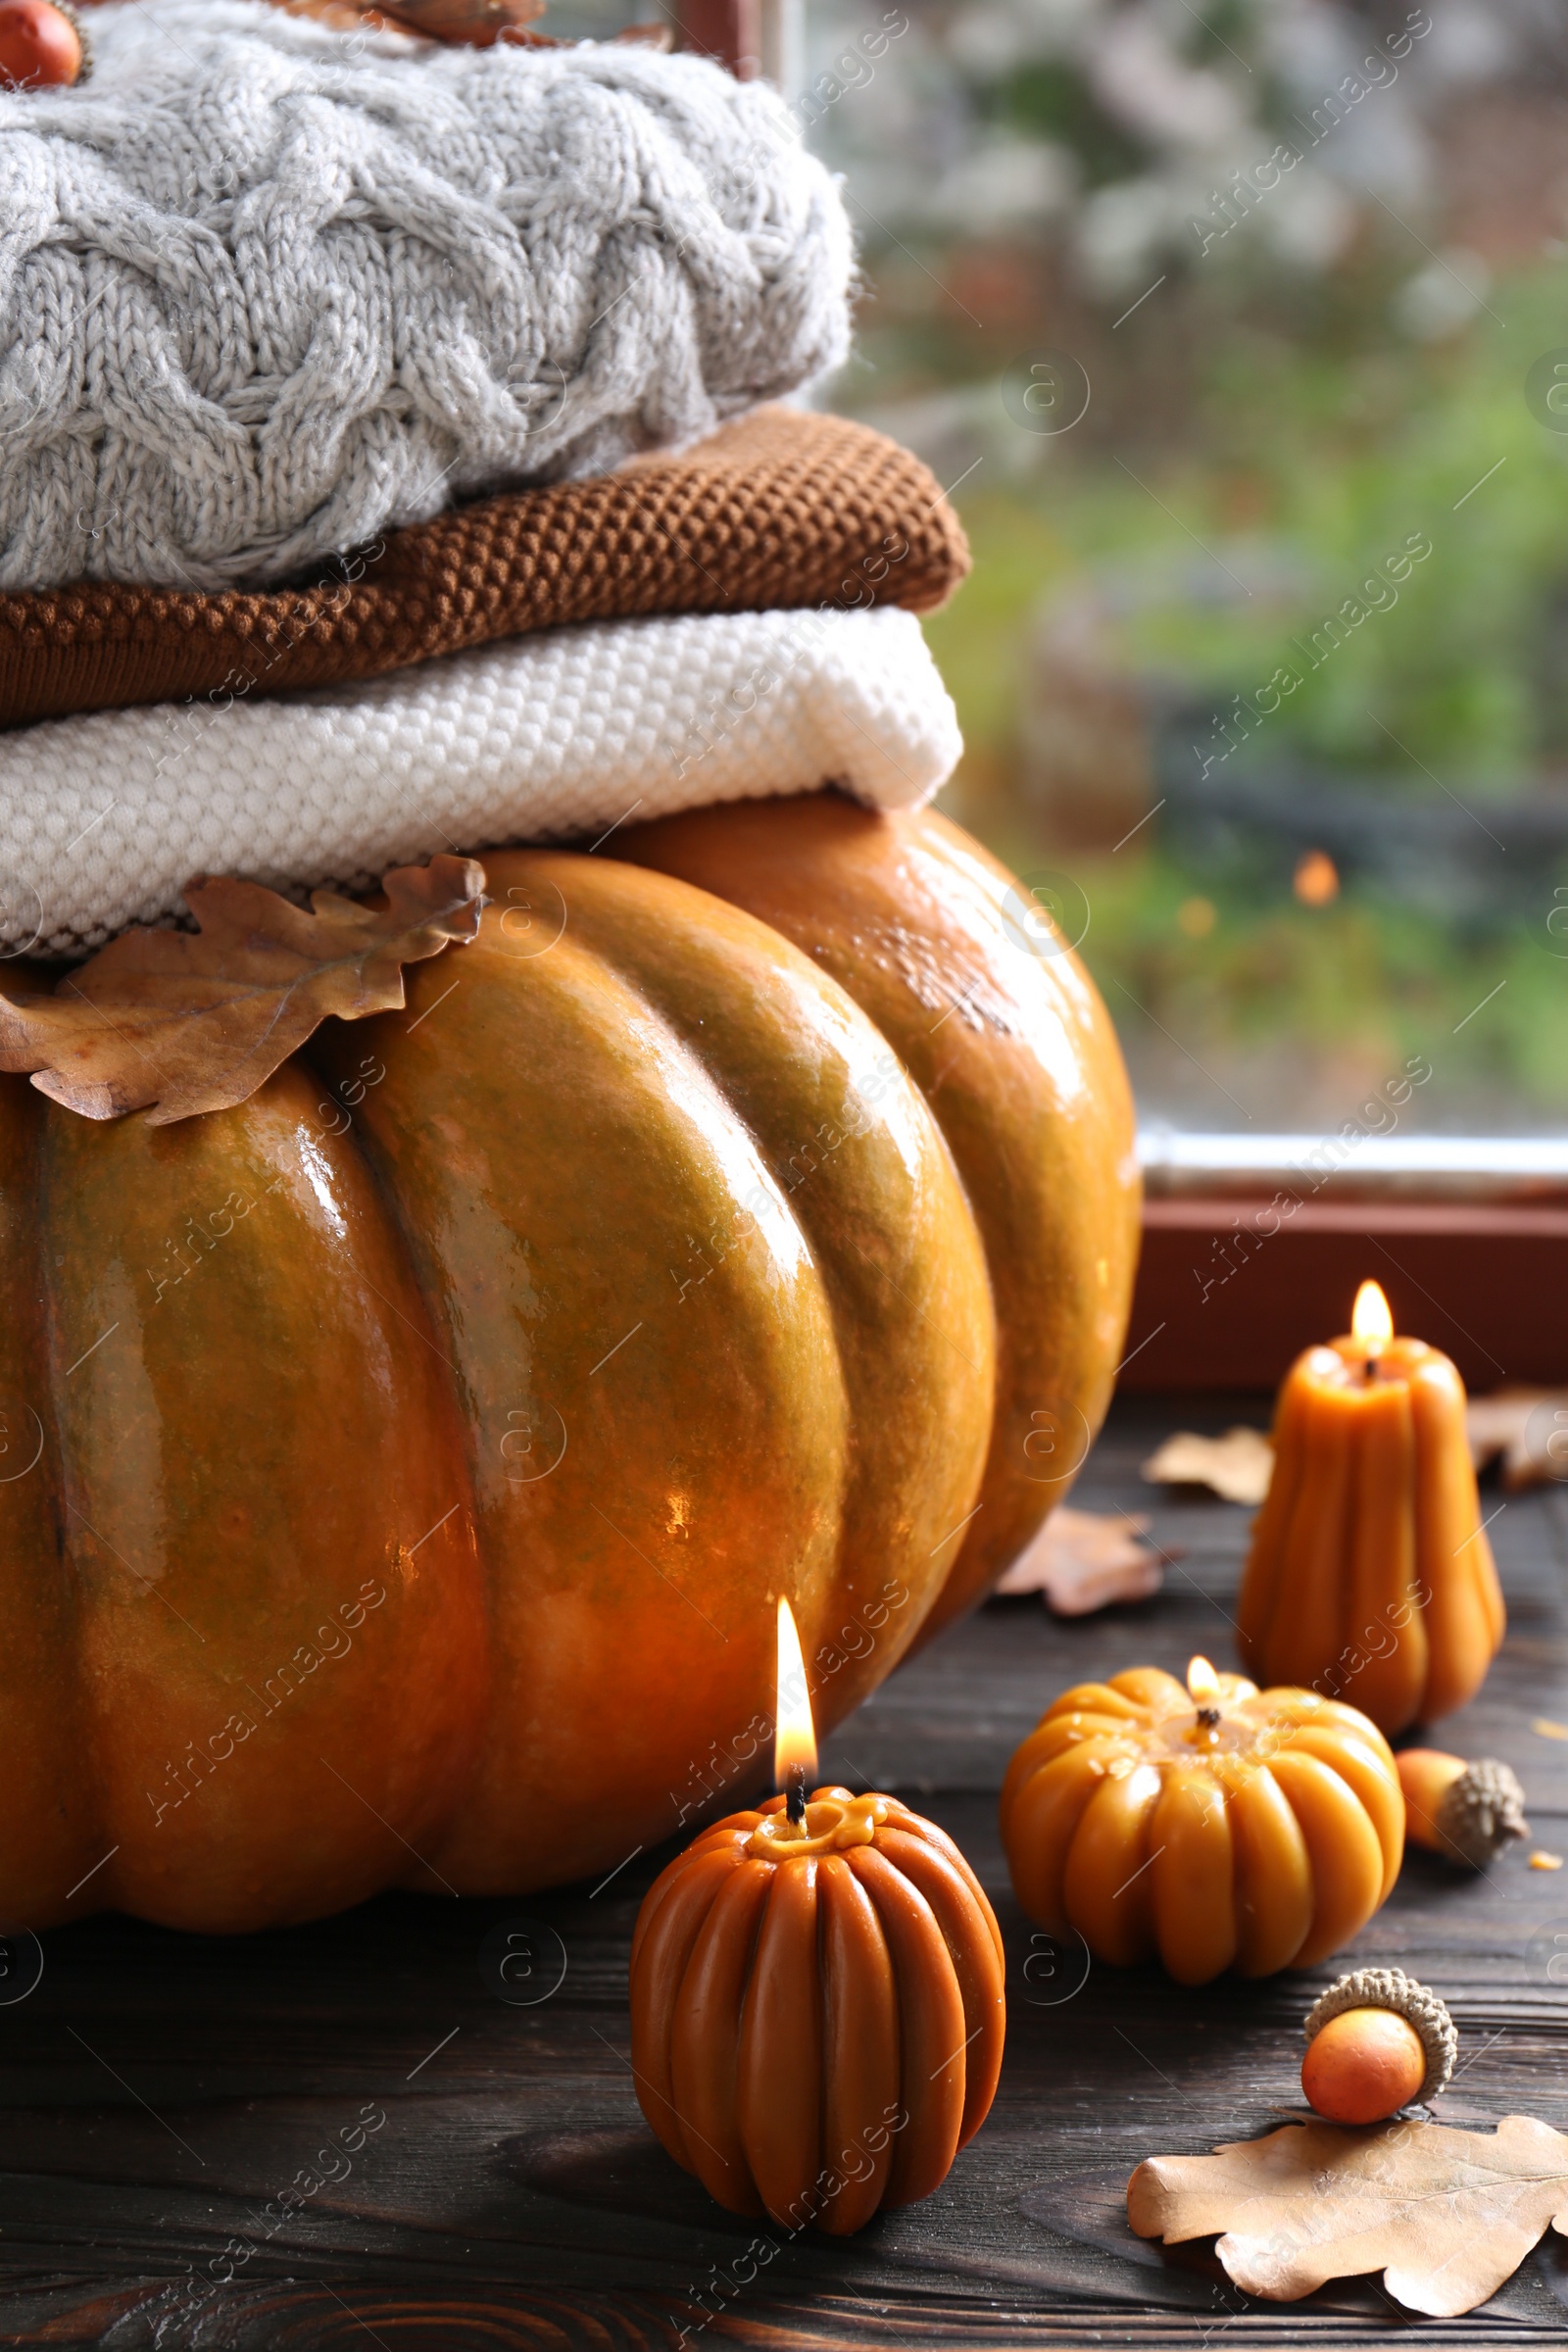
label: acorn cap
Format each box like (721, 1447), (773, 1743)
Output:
(1303, 1968), (1457, 2106)
(62, 2), (92, 84)
(1435, 1757), (1529, 1868)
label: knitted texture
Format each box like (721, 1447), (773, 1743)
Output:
(0, 607), (959, 956)
(0, 409), (968, 729)
(0, 0), (854, 591)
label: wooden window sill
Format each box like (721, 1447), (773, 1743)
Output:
(1126, 1194), (1568, 1390)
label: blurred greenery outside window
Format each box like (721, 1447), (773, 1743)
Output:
(802, 0), (1568, 1149)
(552, 0), (1568, 1148)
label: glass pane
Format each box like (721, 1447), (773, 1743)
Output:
(807, 0), (1568, 1146)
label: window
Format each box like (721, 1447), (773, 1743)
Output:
(808, 0), (1568, 1163)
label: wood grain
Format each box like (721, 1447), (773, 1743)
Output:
(5, 1395), (1568, 2347)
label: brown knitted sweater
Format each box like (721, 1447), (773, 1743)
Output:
(0, 408), (967, 732)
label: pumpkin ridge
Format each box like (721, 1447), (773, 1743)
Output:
(735, 1855), (823, 2223)
(320, 882), (860, 1892)
(814, 1849), (900, 2232)
(1, 1080), (103, 1917)
(467, 849), (994, 1734)
(616, 795), (1139, 1632)
(845, 1843), (965, 2208)
(631, 1843), (746, 2169)
(25, 1068), (489, 1931)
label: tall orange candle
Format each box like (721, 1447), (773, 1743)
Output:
(1238, 1282), (1503, 1734)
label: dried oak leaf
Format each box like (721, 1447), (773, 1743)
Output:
(0, 858), (485, 1126)
(1466, 1387), (1568, 1490)
(1141, 1426), (1274, 1506)
(1129, 2114), (1568, 2318)
(378, 0), (549, 43)
(272, 0), (547, 36)
(993, 1506), (1165, 1616)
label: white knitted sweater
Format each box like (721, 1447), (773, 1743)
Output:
(0, 606), (959, 955)
(0, 0), (853, 591)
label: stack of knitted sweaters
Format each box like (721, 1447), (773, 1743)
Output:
(0, 0), (967, 954)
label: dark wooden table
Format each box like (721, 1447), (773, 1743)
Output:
(8, 1395), (1568, 2348)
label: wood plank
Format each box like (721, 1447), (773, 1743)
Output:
(5, 1396), (1568, 2346)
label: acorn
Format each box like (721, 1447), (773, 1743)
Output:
(1397, 1747), (1529, 1869)
(0, 0), (87, 88)
(1301, 1968), (1456, 2125)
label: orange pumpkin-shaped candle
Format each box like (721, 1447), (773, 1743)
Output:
(1238, 1281), (1504, 1732)
(630, 1785), (1004, 2230)
(629, 1602), (1004, 2231)
(1000, 1658), (1403, 1985)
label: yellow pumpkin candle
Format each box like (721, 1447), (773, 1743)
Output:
(1000, 1658), (1402, 1985)
(1238, 1282), (1503, 1733)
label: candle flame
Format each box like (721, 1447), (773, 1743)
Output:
(1351, 1280), (1394, 1348)
(774, 1597), (817, 1790)
(1187, 1654), (1221, 1705)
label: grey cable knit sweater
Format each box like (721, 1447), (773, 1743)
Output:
(0, 0), (853, 590)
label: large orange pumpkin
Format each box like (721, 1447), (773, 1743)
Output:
(1, 793), (1136, 1933)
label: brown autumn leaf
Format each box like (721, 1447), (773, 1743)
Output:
(266, 0), (664, 48)
(1466, 1387), (1568, 1490)
(272, 0), (549, 39)
(376, 0), (548, 43)
(1128, 2114), (1568, 2317)
(0, 858), (486, 1127)
(993, 1505), (1165, 1616)
(1141, 1426), (1274, 1506)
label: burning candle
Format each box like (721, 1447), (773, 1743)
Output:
(1237, 1282), (1504, 1733)
(628, 1600), (1004, 2231)
(1000, 1655), (1403, 1984)
(773, 1593), (814, 1827)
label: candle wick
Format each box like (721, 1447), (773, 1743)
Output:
(1197, 1705), (1221, 1729)
(786, 1763), (807, 1825)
